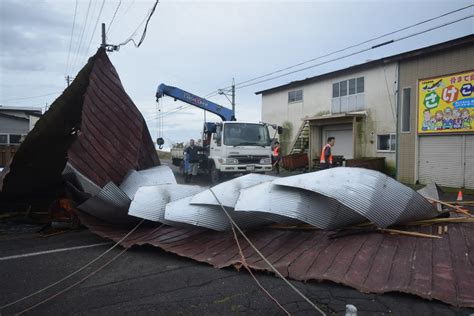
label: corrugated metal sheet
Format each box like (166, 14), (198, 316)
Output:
(78, 181), (135, 225)
(464, 135), (474, 189)
(418, 136), (465, 188)
(119, 166), (177, 199)
(165, 196), (272, 231)
(128, 184), (205, 224)
(67, 48), (160, 188)
(235, 181), (366, 229)
(62, 163), (101, 196)
(78, 211), (474, 308)
(190, 174), (275, 208)
(416, 183), (442, 212)
(273, 168), (437, 227)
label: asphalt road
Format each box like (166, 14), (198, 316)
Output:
(1, 164), (473, 315)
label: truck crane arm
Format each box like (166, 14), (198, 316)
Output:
(156, 84), (236, 121)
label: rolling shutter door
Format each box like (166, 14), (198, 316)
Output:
(418, 136), (464, 188)
(465, 135), (474, 189)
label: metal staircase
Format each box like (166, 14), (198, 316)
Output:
(289, 120), (309, 154)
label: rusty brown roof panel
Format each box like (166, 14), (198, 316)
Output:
(68, 49), (159, 187)
(78, 211), (474, 308)
(0, 48), (159, 201)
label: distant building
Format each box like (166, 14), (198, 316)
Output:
(0, 105), (42, 166)
(257, 35), (474, 188)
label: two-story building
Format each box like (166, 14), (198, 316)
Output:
(257, 35), (474, 188)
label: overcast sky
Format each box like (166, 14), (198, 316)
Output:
(0, 0), (473, 149)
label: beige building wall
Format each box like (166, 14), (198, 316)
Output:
(397, 44), (474, 184)
(261, 63), (397, 166)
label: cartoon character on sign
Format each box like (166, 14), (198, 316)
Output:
(453, 108), (462, 129)
(434, 110), (444, 130)
(461, 109), (472, 129)
(422, 109), (435, 131)
(443, 107), (454, 129)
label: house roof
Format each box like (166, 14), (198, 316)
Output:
(255, 34), (474, 95)
(0, 105), (43, 115)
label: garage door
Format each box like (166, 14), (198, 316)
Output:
(418, 135), (474, 189)
(324, 125), (353, 159)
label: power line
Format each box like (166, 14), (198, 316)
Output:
(70, 0), (93, 74)
(83, 0), (106, 60)
(116, 0), (159, 49)
(64, 0), (79, 76)
(106, 0), (122, 35)
(207, 4), (473, 94)
(235, 15), (473, 90)
(0, 92), (61, 102)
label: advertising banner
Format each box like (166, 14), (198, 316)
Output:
(418, 70), (473, 134)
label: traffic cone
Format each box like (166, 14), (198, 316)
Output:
(457, 190), (463, 201)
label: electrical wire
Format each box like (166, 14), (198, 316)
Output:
(1, 92), (61, 102)
(106, 0), (122, 35)
(64, 0), (79, 76)
(83, 0), (107, 60)
(0, 219), (145, 311)
(234, 15), (473, 90)
(116, 0), (159, 48)
(70, 0), (93, 74)
(208, 188), (326, 315)
(205, 4), (473, 95)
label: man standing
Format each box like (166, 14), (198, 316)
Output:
(272, 141), (281, 174)
(184, 139), (202, 183)
(320, 137), (335, 169)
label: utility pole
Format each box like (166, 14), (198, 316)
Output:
(101, 23), (106, 48)
(231, 78), (235, 117)
(218, 78), (236, 118)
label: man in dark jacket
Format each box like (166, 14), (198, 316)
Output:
(184, 139), (202, 182)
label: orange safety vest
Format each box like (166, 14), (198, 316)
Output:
(320, 144), (333, 164)
(273, 146), (280, 157)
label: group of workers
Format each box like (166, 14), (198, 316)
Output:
(182, 136), (336, 183)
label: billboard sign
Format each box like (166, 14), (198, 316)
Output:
(418, 71), (473, 134)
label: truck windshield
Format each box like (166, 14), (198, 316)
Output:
(223, 123), (271, 146)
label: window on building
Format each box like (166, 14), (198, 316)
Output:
(9, 134), (23, 144)
(331, 76), (365, 113)
(340, 80), (348, 96)
(332, 83), (339, 98)
(288, 89), (303, 103)
(349, 79), (356, 95)
(377, 134), (396, 152)
(356, 77), (364, 93)
(0, 134), (7, 145)
(401, 88), (411, 132)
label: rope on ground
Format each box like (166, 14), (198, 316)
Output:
(0, 219), (145, 311)
(208, 188), (326, 316)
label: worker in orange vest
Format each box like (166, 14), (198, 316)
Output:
(272, 141), (281, 174)
(320, 137), (335, 169)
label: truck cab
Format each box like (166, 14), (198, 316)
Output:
(205, 121), (272, 182)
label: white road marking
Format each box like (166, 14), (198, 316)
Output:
(0, 242), (112, 261)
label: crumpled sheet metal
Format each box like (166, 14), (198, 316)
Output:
(235, 181), (366, 229)
(128, 184), (205, 224)
(165, 196), (272, 231)
(417, 183), (442, 212)
(273, 168), (438, 228)
(62, 163), (101, 196)
(190, 173), (275, 208)
(77, 181), (135, 225)
(119, 165), (177, 199)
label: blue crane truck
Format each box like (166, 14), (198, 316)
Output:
(156, 84), (279, 183)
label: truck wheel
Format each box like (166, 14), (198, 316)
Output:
(210, 164), (220, 184)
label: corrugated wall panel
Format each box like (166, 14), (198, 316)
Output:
(464, 135), (474, 189)
(418, 136), (464, 187)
